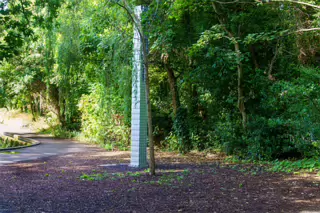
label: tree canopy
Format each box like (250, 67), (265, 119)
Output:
(1, 0), (320, 161)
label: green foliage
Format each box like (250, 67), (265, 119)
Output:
(225, 156), (320, 174)
(0, 137), (28, 149)
(148, 0), (320, 160)
(80, 171), (142, 181)
(269, 158), (320, 173)
(173, 108), (191, 153)
(1, 0), (132, 149)
(80, 172), (109, 181)
(1, 0), (320, 161)
(40, 125), (78, 139)
(78, 83), (130, 149)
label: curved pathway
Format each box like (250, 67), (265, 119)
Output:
(0, 111), (91, 165)
(0, 133), (91, 165)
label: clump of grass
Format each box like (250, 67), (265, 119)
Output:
(0, 137), (27, 149)
(80, 172), (109, 181)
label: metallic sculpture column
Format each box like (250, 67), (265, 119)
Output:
(130, 5), (148, 168)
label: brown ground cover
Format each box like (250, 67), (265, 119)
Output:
(0, 147), (320, 213)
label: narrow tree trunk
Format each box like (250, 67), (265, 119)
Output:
(49, 85), (61, 119)
(249, 45), (259, 70)
(143, 53), (155, 175)
(235, 43), (247, 129)
(58, 89), (66, 127)
(30, 101), (36, 122)
(140, 8), (155, 176)
(166, 65), (180, 115)
(268, 40), (280, 81)
(212, 2), (247, 129)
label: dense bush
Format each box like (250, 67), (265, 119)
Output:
(79, 84), (130, 150)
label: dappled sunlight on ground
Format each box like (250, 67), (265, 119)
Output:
(294, 199), (320, 203)
(86, 151), (130, 157)
(284, 175), (320, 184)
(154, 150), (225, 165)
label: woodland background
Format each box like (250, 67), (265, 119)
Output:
(1, 0), (320, 161)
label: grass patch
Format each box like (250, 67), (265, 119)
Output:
(269, 158), (320, 173)
(225, 156), (320, 174)
(0, 137), (28, 149)
(79, 169), (191, 186)
(0, 151), (20, 155)
(80, 172), (110, 181)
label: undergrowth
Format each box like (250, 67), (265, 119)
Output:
(225, 156), (320, 174)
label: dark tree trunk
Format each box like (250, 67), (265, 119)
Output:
(235, 43), (247, 129)
(249, 45), (259, 70)
(166, 65), (180, 116)
(49, 85), (65, 126)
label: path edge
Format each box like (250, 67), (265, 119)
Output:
(0, 132), (41, 151)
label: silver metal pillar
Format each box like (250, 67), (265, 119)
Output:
(130, 6), (148, 168)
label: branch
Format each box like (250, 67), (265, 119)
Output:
(19, 0), (30, 23)
(283, 27), (320, 37)
(111, 0), (144, 40)
(296, 28), (320, 33)
(268, 40), (280, 80)
(259, 0), (320, 10)
(213, 0), (256, 4)
(213, 0), (320, 9)
(112, 1), (136, 23)
(212, 2), (233, 37)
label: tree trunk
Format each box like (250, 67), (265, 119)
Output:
(166, 65), (180, 115)
(212, 2), (247, 129)
(249, 45), (259, 70)
(235, 43), (247, 129)
(139, 7), (155, 176)
(143, 51), (155, 175)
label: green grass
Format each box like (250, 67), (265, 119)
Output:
(0, 151), (20, 155)
(80, 169), (192, 186)
(269, 158), (320, 173)
(225, 156), (320, 174)
(0, 137), (26, 149)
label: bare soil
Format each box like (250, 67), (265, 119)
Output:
(1, 147), (320, 213)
